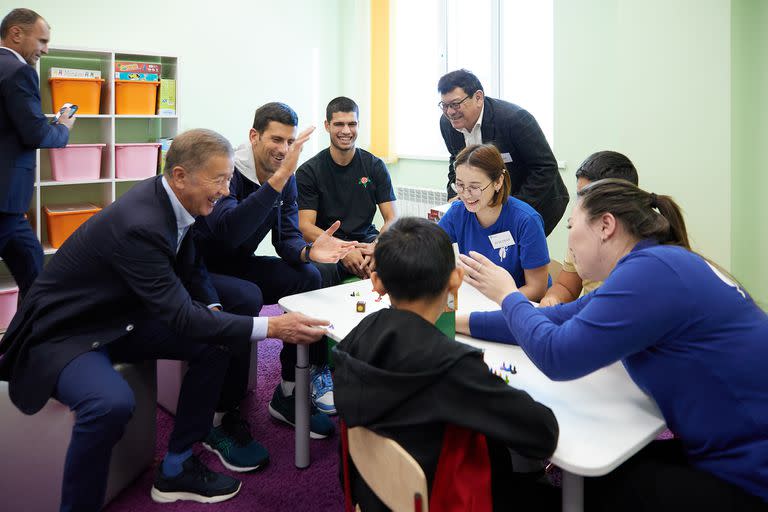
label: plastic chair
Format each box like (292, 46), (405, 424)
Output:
(157, 341), (258, 414)
(341, 421), (428, 512)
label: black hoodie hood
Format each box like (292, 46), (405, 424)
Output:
(333, 308), (483, 428)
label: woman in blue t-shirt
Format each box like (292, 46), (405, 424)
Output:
(458, 179), (768, 511)
(438, 144), (550, 301)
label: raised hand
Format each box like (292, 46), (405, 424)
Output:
(459, 251), (519, 305)
(280, 126), (316, 175)
(310, 220), (356, 263)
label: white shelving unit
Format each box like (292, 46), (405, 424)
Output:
(29, 46), (180, 254)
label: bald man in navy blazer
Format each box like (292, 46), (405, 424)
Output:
(0, 9), (74, 297)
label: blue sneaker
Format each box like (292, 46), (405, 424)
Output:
(310, 364), (336, 415)
(203, 410), (269, 472)
(268, 384), (335, 439)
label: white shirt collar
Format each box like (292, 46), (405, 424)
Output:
(233, 143), (261, 185)
(458, 104), (484, 137)
(161, 175), (196, 230)
(0, 46), (27, 64)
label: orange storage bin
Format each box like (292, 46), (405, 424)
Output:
(44, 203), (102, 249)
(49, 77), (104, 115)
(115, 80), (160, 115)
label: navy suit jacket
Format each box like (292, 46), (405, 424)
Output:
(0, 48), (69, 213)
(195, 169), (307, 269)
(0, 176), (253, 414)
(440, 97), (569, 235)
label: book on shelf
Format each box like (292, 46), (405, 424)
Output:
(159, 138), (173, 172)
(114, 72), (160, 81)
(49, 67), (102, 79)
(115, 61), (161, 74)
(157, 79), (176, 115)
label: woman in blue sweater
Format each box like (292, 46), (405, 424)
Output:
(439, 144), (550, 301)
(459, 179), (768, 511)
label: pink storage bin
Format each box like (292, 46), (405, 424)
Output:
(49, 143), (106, 181)
(0, 285), (19, 330)
(115, 143), (161, 179)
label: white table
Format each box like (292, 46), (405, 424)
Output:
(279, 280), (666, 511)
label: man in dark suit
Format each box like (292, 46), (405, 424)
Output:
(438, 69), (568, 236)
(195, 103), (355, 452)
(0, 129), (329, 511)
(0, 8), (75, 297)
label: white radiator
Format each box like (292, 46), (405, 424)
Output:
(395, 186), (447, 219)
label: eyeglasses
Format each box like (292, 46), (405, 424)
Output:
(438, 94), (473, 112)
(451, 181), (493, 197)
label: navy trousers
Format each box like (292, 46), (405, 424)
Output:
(209, 255), (324, 386)
(53, 319), (231, 512)
(0, 213), (44, 298)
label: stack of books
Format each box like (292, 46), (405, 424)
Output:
(114, 61), (161, 81)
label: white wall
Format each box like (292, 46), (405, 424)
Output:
(22, 0), (351, 257)
(27, 0), (345, 150)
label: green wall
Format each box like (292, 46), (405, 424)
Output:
(392, 1), (736, 281)
(731, 0), (768, 307)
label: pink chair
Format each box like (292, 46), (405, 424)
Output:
(157, 344), (258, 414)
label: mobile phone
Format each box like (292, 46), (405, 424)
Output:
(51, 103), (78, 124)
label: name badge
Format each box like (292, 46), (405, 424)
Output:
(501, 152), (513, 164)
(489, 231), (515, 249)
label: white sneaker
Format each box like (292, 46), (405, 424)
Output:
(310, 365), (336, 415)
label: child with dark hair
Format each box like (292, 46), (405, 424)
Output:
(539, 150), (639, 306)
(333, 217), (559, 511)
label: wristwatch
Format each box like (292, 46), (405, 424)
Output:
(304, 243), (313, 263)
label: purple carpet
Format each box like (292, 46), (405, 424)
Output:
(101, 304), (675, 510)
(104, 305), (345, 512)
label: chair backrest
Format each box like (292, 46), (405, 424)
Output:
(347, 426), (429, 512)
(548, 258), (563, 282)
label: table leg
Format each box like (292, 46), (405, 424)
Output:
(295, 344), (310, 468)
(561, 471), (584, 512)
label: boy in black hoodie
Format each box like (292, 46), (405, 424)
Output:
(333, 217), (559, 511)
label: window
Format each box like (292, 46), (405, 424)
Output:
(392, 0), (553, 159)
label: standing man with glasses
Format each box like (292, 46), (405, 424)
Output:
(438, 69), (568, 236)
